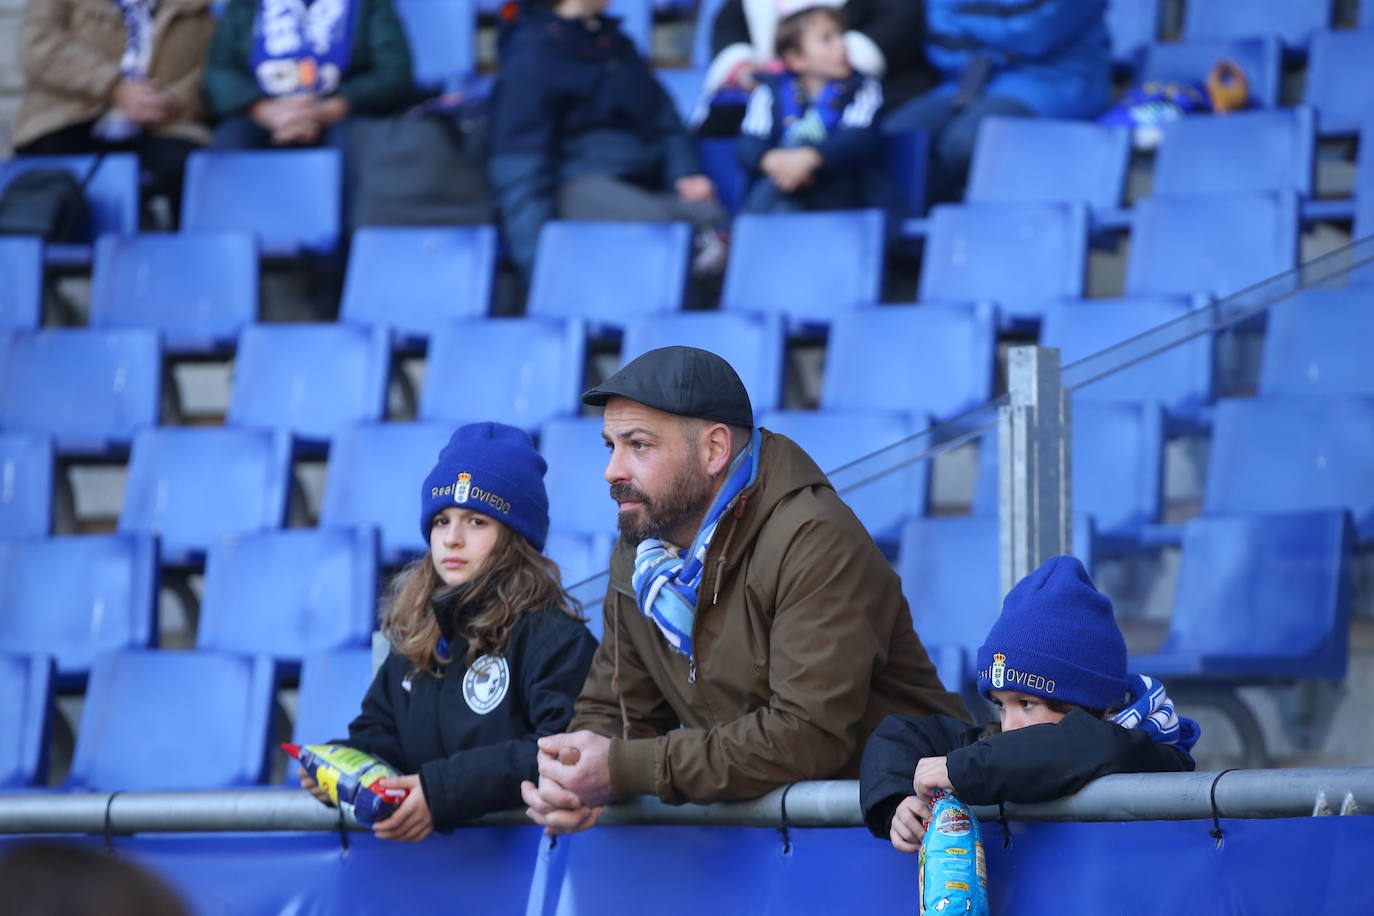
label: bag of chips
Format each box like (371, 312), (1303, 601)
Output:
(919, 790), (990, 914)
(285, 743), (409, 826)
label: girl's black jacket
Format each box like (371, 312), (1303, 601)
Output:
(344, 589), (598, 830)
(860, 710), (1195, 839)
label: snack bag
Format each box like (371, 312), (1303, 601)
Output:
(918, 790), (990, 915)
(284, 743), (409, 826)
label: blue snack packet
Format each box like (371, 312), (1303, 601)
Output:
(285, 742), (409, 826)
(919, 790), (990, 914)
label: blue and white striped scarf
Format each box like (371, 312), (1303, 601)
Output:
(631, 429), (761, 661)
(1110, 674), (1201, 759)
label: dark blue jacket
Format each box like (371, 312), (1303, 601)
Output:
(487, 2), (701, 273)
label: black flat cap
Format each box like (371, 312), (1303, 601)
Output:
(581, 346), (754, 427)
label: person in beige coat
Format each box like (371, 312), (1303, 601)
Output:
(14, 0), (216, 217)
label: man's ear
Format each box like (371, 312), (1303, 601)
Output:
(702, 423), (734, 477)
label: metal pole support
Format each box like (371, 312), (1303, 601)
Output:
(999, 346), (1072, 596)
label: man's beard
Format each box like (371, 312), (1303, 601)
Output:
(611, 462), (714, 544)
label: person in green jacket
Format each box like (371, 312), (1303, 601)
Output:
(202, 0), (414, 148)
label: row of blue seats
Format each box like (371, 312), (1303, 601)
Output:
(1, 503), (1354, 790)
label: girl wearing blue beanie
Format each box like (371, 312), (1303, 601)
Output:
(300, 422), (599, 841)
(859, 556), (1202, 852)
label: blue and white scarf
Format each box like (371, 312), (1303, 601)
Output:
(251, 0), (356, 96)
(778, 73), (844, 148)
(94, 0), (158, 141)
(631, 429), (761, 661)
(1110, 674), (1201, 759)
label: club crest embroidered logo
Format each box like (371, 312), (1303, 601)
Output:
(453, 472), (472, 504)
(991, 653), (1007, 689)
(463, 655), (509, 715)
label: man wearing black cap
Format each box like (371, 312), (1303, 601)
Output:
(522, 346), (967, 833)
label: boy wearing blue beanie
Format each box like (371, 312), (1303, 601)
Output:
(300, 422), (598, 841)
(860, 556), (1201, 851)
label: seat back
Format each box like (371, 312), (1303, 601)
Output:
(621, 312), (785, 415)
(1259, 287), (1374, 397)
(967, 117), (1130, 212)
(1105, 0), (1161, 66)
(0, 534), (158, 682)
(528, 222), (691, 324)
(1183, 0), (1328, 49)
(1141, 36), (1282, 108)
(0, 237), (42, 331)
(90, 232), (258, 352)
(656, 67), (706, 123)
(288, 648), (377, 781)
(393, 0), (475, 92)
(605, 0), (652, 56)
(1153, 107), (1314, 198)
(0, 653), (55, 788)
(1163, 510), (1353, 676)
(920, 202), (1088, 325)
(1124, 191), (1299, 299)
(1073, 402), (1164, 542)
(722, 210), (885, 325)
(340, 226), (496, 342)
(820, 303), (997, 420)
(759, 409), (929, 542)
(200, 527), (378, 661)
(0, 432), (52, 537)
(0, 153), (139, 241)
(320, 422), (458, 564)
(118, 427), (294, 564)
(227, 324), (391, 444)
(1204, 396), (1374, 539)
(541, 417), (619, 539)
(68, 649), (277, 790)
(419, 318), (586, 433)
(1305, 29), (1374, 135)
(182, 150), (342, 256)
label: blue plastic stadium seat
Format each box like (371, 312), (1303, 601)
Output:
(393, 0), (476, 92)
(1153, 107), (1314, 198)
(1305, 30), (1374, 136)
(527, 222), (692, 327)
(697, 138), (748, 213)
(1142, 36), (1282, 108)
(419, 318), (586, 433)
(606, 0), (651, 56)
(1132, 509), (1354, 679)
(0, 237), (42, 330)
(320, 422), (458, 564)
(621, 312), (785, 415)
(67, 649), (277, 791)
(722, 210), (885, 328)
(0, 534), (157, 686)
(199, 527), (378, 665)
(118, 427), (293, 565)
(919, 202), (1088, 327)
(820, 303), (997, 421)
(1073, 401), (1163, 549)
(0, 154), (139, 265)
(0, 653), (54, 788)
(1041, 296), (1212, 421)
(657, 67), (706, 123)
(340, 226), (496, 347)
(540, 417), (619, 539)
(227, 324), (391, 449)
(1105, 0), (1161, 67)
(1183, 0), (1328, 50)
(1204, 396), (1374, 540)
(967, 117), (1131, 213)
(0, 432), (52, 537)
(543, 530), (612, 641)
(690, 0), (729, 67)
(759, 409), (929, 544)
(287, 647), (376, 782)
(1259, 288), (1374, 397)
(90, 232), (259, 354)
(0, 328), (160, 455)
(182, 149), (342, 257)
(1124, 192), (1299, 299)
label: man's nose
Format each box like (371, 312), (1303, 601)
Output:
(604, 446), (626, 485)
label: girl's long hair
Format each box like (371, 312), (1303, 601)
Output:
(383, 523), (583, 676)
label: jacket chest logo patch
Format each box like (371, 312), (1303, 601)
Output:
(463, 655), (510, 715)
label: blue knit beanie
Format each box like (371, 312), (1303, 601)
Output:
(419, 422), (549, 551)
(976, 556), (1128, 713)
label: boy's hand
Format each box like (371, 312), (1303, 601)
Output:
(298, 769), (334, 806)
(914, 755), (954, 806)
(761, 147), (822, 193)
(676, 174), (717, 203)
(889, 795), (931, 853)
(373, 775), (433, 842)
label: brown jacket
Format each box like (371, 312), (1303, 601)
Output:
(569, 430), (969, 804)
(15, 0), (216, 149)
